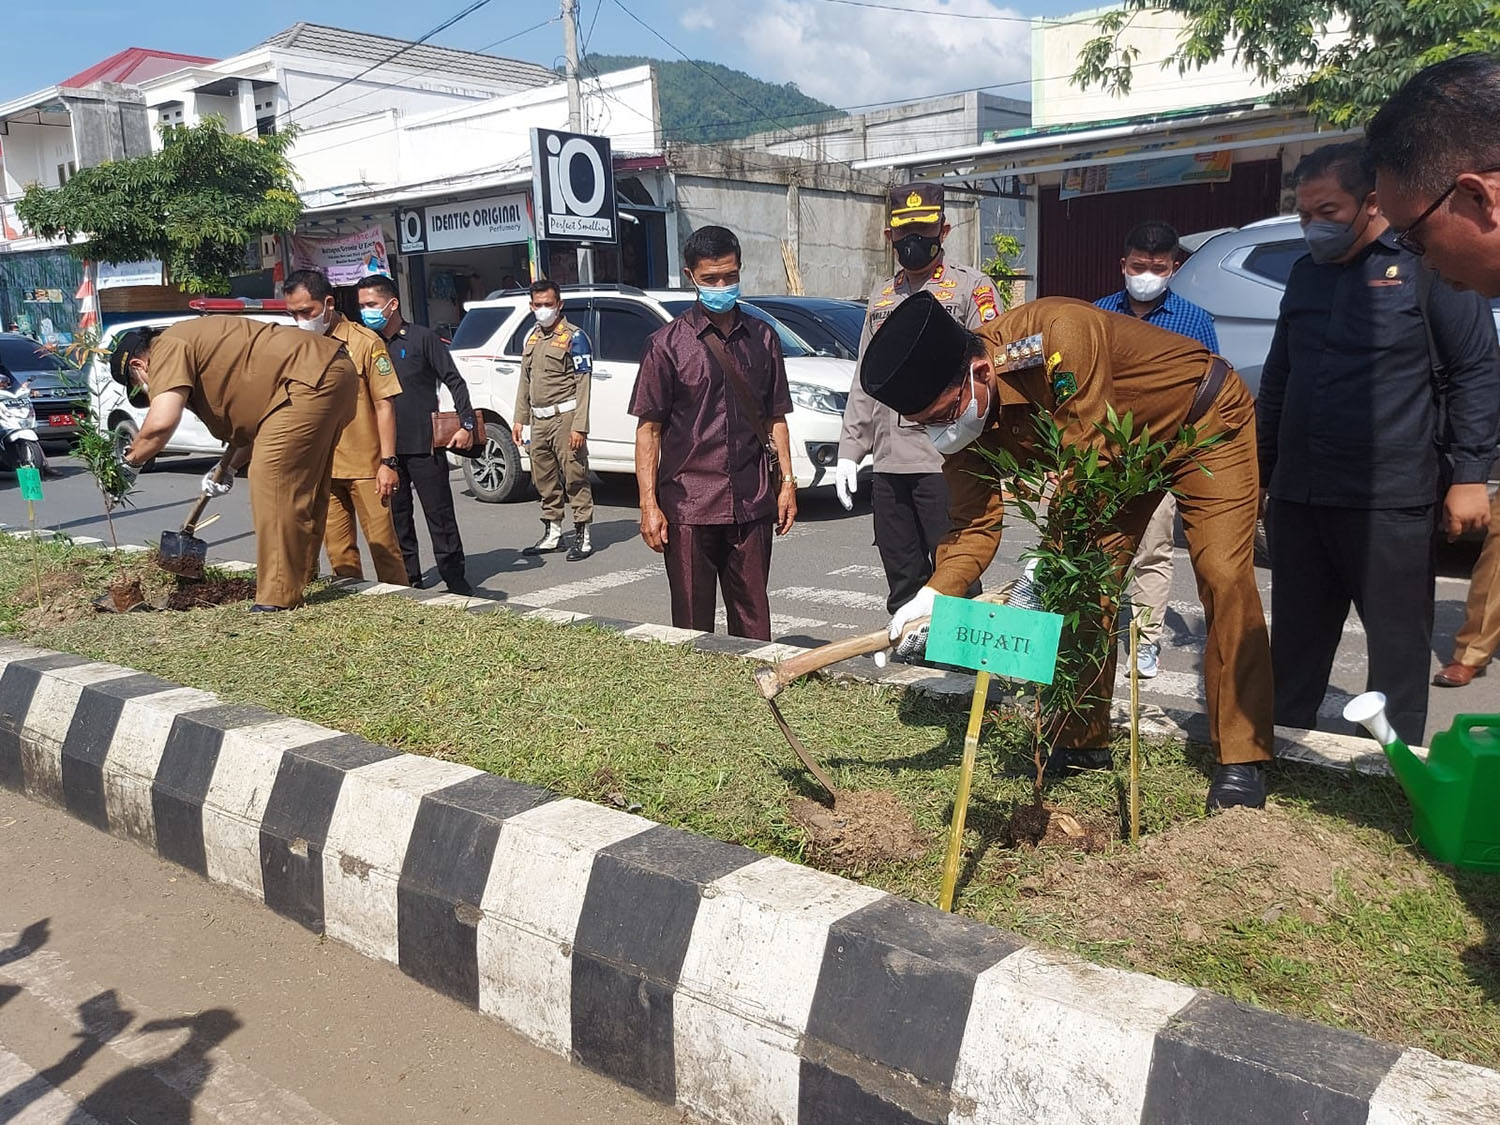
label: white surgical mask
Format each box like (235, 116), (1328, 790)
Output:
(926, 370), (987, 455)
(534, 305), (560, 328)
(295, 306), (331, 334)
(1124, 271), (1170, 302)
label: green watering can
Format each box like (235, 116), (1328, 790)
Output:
(1344, 692), (1500, 872)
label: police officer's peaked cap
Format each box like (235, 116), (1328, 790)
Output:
(888, 182), (944, 228)
(109, 326), (161, 387)
(860, 290), (970, 415)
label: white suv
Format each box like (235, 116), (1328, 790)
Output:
(447, 285), (855, 503)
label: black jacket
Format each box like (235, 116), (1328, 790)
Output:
(383, 319), (476, 456)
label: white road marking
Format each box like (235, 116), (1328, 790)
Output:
(712, 610), (854, 634)
(0, 942), (337, 1125)
(826, 564), (886, 580)
(510, 565), (661, 607)
(0, 1043), (107, 1125)
(1163, 600), (1365, 636)
(772, 586), (888, 611)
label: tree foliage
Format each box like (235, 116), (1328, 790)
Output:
(16, 117), (301, 295)
(1071, 0), (1500, 127)
(581, 55), (842, 143)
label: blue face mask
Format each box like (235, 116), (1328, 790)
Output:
(360, 302), (392, 330)
(697, 283), (740, 314)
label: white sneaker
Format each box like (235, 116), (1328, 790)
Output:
(1135, 641), (1160, 679)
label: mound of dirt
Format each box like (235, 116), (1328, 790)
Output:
(1020, 805), (1431, 949)
(162, 578), (256, 611)
(789, 790), (928, 876)
(1005, 802), (1115, 853)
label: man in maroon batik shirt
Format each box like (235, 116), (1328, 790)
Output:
(630, 225), (797, 640)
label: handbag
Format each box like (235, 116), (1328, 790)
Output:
(431, 411), (482, 459)
(702, 332), (782, 491)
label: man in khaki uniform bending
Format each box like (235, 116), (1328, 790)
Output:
(284, 269), (406, 585)
(113, 315), (357, 611)
(860, 291), (1273, 812)
(513, 280), (596, 561)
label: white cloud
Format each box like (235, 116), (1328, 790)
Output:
(732, 0), (1031, 110)
(681, 6), (716, 31)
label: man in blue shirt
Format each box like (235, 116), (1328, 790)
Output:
(1096, 221), (1220, 681)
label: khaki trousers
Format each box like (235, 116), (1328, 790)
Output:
(1454, 486), (1500, 668)
(322, 477), (408, 585)
(1062, 376), (1274, 765)
(248, 357), (358, 608)
(530, 411), (593, 523)
(1129, 494), (1177, 646)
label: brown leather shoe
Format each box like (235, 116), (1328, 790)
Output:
(1433, 662), (1487, 688)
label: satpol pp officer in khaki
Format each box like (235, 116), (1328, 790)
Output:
(283, 268), (406, 586)
(513, 280), (596, 561)
(113, 315), (358, 611)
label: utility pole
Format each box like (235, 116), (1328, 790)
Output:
(562, 0), (594, 283)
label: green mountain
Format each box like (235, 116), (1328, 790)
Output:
(578, 55), (843, 143)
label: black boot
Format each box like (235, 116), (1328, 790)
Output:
(1206, 763), (1266, 811)
(1042, 747), (1114, 778)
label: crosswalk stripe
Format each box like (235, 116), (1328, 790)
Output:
(0, 1044), (106, 1125)
(826, 564), (886, 580)
(511, 565), (660, 608)
(772, 586), (888, 611)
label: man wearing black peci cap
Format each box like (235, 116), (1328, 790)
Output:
(860, 291), (1273, 811)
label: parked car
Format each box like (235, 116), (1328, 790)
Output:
(1170, 214), (1500, 395)
(746, 296), (866, 360)
(86, 302), (293, 464)
(448, 285), (857, 503)
(0, 333), (87, 446)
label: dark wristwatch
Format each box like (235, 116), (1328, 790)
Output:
(380, 456), (400, 469)
(462, 417), (476, 431)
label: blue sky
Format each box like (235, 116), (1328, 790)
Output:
(4, 0), (1095, 110)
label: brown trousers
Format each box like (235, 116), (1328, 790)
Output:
(322, 477), (408, 585)
(248, 357), (358, 608)
(530, 411), (593, 524)
(1064, 375), (1274, 765)
(663, 518), (774, 640)
(1454, 486), (1500, 667)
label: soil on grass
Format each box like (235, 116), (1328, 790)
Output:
(161, 578), (256, 611)
(1005, 800), (1114, 853)
(789, 790), (927, 876)
(1021, 805), (1431, 949)
(10, 551), (254, 626)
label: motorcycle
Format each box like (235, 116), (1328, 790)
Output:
(0, 373), (47, 475)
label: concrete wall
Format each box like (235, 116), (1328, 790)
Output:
(1, 121), (73, 196)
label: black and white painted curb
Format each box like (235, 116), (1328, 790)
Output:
(3, 638), (1498, 1124)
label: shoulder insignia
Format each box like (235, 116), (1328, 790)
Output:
(881, 284), (894, 296)
(374, 353), (395, 377)
(932, 265), (945, 282)
(994, 333), (1047, 376)
(974, 283), (999, 323)
(555, 330), (572, 347)
(526, 326), (542, 343)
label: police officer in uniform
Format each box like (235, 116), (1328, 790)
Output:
(112, 315), (357, 611)
(836, 183), (998, 612)
(513, 280), (596, 561)
(283, 269), (406, 586)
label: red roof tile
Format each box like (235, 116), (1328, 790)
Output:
(61, 47), (217, 89)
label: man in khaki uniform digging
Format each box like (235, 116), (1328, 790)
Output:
(513, 280), (596, 561)
(284, 269), (406, 585)
(860, 291), (1273, 812)
(113, 315), (357, 611)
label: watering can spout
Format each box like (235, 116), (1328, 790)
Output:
(1343, 691), (1435, 809)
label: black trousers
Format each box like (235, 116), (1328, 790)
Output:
(1267, 499), (1436, 746)
(392, 451), (468, 589)
(872, 471), (979, 614)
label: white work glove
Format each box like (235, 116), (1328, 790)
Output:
(201, 469), (233, 498)
(834, 458), (860, 511)
(875, 585), (938, 668)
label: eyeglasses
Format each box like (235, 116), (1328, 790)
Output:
(1392, 165), (1500, 255)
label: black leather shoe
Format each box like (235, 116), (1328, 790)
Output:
(445, 579), (475, 597)
(1206, 763), (1266, 811)
(1043, 747), (1114, 777)
(249, 604), (288, 613)
(407, 575), (425, 589)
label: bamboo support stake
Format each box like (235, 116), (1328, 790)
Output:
(1129, 617), (1141, 844)
(939, 670), (991, 912)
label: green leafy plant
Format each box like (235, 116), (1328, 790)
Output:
(16, 117), (301, 294)
(1070, 0), (1500, 127)
(981, 233), (1025, 310)
(971, 406), (1221, 801)
(52, 332), (133, 547)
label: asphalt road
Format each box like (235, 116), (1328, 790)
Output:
(0, 788), (681, 1125)
(7, 453), (1497, 743)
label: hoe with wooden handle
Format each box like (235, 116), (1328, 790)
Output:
(753, 588), (1011, 802)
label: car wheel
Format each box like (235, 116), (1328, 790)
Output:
(463, 420), (526, 503)
(110, 417), (153, 470)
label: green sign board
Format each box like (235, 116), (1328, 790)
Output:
(926, 595), (1064, 684)
(16, 467), (43, 502)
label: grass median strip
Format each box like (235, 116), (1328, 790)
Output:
(3, 536), (1499, 1067)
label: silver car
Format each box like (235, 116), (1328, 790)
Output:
(0, 333), (87, 445)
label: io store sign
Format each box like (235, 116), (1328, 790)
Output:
(530, 127), (617, 243)
(398, 193), (534, 254)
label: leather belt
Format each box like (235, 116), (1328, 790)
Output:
(530, 397), (578, 419)
(1185, 357), (1230, 426)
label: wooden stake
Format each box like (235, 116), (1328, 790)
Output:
(1129, 617), (1141, 844)
(940, 670), (991, 912)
